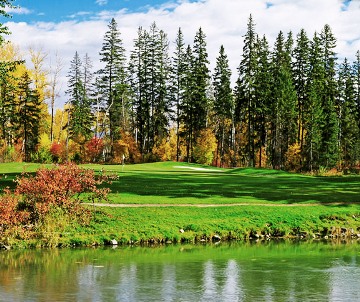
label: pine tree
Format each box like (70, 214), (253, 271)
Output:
(352, 50), (360, 150)
(338, 58), (357, 167)
(253, 35), (272, 167)
(319, 24), (339, 168)
(213, 45), (233, 167)
(66, 51), (93, 145)
(269, 31), (297, 169)
(97, 18), (127, 146)
(303, 32), (325, 171)
(147, 23), (171, 153)
(129, 27), (148, 156)
(15, 72), (41, 162)
(236, 14), (258, 167)
(170, 28), (186, 161)
(180, 28), (210, 162)
(191, 27), (210, 133)
(180, 45), (195, 161)
(293, 29), (311, 148)
(129, 24), (171, 158)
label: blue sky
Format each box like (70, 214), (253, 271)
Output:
(4, 0), (360, 108)
(11, 0), (173, 22)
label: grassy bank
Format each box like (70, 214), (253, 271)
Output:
(0, 162), (360, 247)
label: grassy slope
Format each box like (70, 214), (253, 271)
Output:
(0, 162), (359, 246)
(85, 161), (360, 205)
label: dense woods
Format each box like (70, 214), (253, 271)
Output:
(2, 3), (360, 171)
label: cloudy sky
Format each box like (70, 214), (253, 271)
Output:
(4, 0), (360, 107)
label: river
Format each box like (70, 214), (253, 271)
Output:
(0, 240), (359, 301)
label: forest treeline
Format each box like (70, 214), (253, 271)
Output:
(1, 5), (360, 171)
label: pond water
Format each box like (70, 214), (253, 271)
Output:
(0, 241), (359, 302)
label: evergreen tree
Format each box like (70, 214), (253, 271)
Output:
(83, 53), (94, 100)
(337, 58), (357, 166)
(191, 27), (210, 133)
(97, 18), (127, 146)
(129, 24), (171, 158)
(213, 45), (233, 167)
(293, 29), (311, 148)
(170, 28), (186, 161)
(352, 50), (360, 144)
(180, 45), (195, 161)
(303, 32), (325, 171)
(15, 72), (41, 162)
(253, 35), (272, 167)
(319, 24), (339, 168)
(180, 28), (210, 162)
(66, 52), (93, 145)
(129, 26), (149, 156)
(236, 14), (258, 167)
(147, 22), (171, 153)
(269, 31), (297, 169)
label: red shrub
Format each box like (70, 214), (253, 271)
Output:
(84, 137), (104, 163)
(14, 163), (118, 223)
(0, 189), (30, 231)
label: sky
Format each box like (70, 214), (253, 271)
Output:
(3, 0), (360, 108)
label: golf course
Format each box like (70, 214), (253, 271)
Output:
(0, 161), (360, 247)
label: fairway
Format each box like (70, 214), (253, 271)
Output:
(1, 162), (360, 246)
(82, 162), (360, 206)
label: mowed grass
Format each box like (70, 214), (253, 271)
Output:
(0, 161), (360, 205)
(81, 161), (360, 205)
(0, 161), (359, 245)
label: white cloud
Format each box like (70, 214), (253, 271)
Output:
(4, 6), (32, 15)
(96, 0), (108, 6)
(5, 0), (360, 108)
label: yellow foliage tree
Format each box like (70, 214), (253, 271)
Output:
(285, 143), (302, 172)
(193, 128), (217, 165)
(152, 129), (178, 161)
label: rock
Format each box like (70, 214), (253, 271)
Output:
(0, 243), (10, 250)
(179, 229), (185, 233)
(110, 239), (118, 245)
(212, 234), (221, 242)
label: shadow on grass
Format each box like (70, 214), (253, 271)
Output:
(0, 172), (25, 190)
(108, 168), (360, 205)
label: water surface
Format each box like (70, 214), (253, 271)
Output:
(0, 241), (359, 301)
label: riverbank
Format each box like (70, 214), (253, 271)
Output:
(1, 162), (360, 249)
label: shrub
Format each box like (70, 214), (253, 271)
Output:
(14, 163), (118, 224)
(0, 190), (30, 231)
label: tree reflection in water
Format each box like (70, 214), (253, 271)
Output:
(0, 241), (359, 301)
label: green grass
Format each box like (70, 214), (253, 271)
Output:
(81, 161), (360, 205)
(0, 161), (359, 247)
